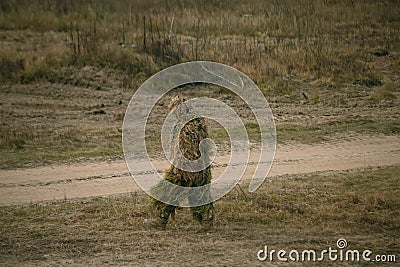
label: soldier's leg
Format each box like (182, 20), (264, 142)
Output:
(189, 167), (214, 229)
(190, 202), (214, 229)
(147, 167), (183, 230)
(147, 198), (176, 230)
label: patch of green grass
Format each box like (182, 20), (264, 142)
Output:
(0, 148), (122, 169)
(208, 118), (400, 146)
(277, 119), (400, 143)
(0, 127), (123, 169)
(208, 122), (263, 145)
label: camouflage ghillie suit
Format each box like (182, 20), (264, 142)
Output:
(148, 95), (214, 230)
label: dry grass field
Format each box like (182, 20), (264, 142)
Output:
(0, 0), (399, 265)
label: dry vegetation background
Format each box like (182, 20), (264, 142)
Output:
(0, 0), (399, 266)
(0, 0), (399, 168)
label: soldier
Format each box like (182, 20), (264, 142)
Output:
(147, 95), (214, 230)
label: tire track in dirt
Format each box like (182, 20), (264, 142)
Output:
(0, 134), (399, 206)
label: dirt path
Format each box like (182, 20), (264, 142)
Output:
(1, 134), (399, 206)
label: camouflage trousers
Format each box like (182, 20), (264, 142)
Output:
(149, 166), (214, 226)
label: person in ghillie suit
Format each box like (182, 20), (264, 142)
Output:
(147, 95), (214, 230)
